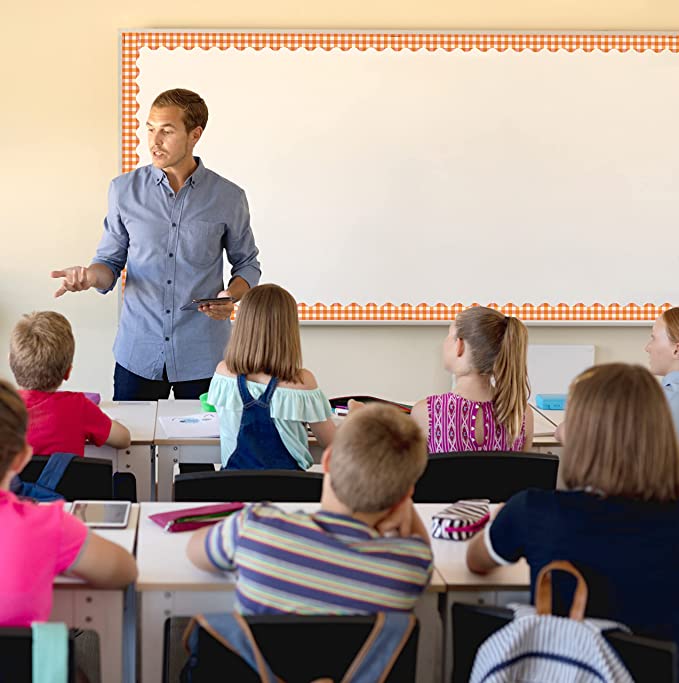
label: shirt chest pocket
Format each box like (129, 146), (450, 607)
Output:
(179, 220), (225, 267)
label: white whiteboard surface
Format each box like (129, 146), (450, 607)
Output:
(527, 344), (595, 396)
(124, 32), (679, 322)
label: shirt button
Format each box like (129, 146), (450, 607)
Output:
(165, 337), (170, 341)
(167, 280), (172, 284)
(172, 223), (177, 227)
(169, 253), (174, 258)
(166, 309), (170, 314)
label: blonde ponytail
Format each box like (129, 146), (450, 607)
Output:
(492, 316), (530, 445)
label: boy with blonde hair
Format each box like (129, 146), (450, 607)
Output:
(9, 311), (130, 456)
(188, 403), (433, 614)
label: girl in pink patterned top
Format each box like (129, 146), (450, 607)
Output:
(411, 307), (533, 452)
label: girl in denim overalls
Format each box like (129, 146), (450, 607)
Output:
(208, 284), (336, 470)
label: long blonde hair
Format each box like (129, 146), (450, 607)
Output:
(455, 307), (530, 444)
(562, 363), (679, 502)
(224, 284), (303, 383)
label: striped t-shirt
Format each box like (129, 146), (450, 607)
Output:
(205, 504), (434, 615)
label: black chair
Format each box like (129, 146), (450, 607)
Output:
(452, 603), (677, 683)
(173, 469), (324, 502)
(21, 455), (114, 501)
(0, 627), (76, 683)
(164, 615), (419, 683)
(413, 451), (559, 503)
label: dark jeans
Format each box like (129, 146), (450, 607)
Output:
(113, 363), (212, 401)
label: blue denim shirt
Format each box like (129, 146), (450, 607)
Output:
(662, 371), (679, 437)
(92, 158), (261, 382)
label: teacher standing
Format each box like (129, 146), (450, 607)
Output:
(51, 89), (261, 400)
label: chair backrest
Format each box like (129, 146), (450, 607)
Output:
(413, 451), (559, 503)
(0, 627), (75, 683)
(21, 455), (113, 501)
(452, 603), (677, 683)
(165, 615), (418, 683)
(173, 469), (323, 502)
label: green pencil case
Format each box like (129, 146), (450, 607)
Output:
(199, 392), (216, 412)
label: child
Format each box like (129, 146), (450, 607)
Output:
(9, 311), (130, 456)
(467, 364), (679, 651)
(207, 284), (335, 470)
(411, 306), (533, 452)
(0, 378), (137, 626)
(645, 307), (679, 434)
(187, 403), (433, 614)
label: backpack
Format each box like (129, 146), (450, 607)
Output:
(10, 452), (75, 502)
(470, 560), (634, 683)
(181, 612), (416, 683)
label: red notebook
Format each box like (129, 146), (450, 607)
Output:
(149, 503), (245, 533)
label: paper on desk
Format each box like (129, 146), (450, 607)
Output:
(159, 413), (220, 438)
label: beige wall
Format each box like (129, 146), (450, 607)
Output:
(1, 1), (670, 398)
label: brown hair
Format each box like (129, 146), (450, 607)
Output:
(562, 363), (679, 502)
(9, 311), (75, 391)
(152, 89), (208, 132)
(329, 403), (428, 513)
(662, 308), (679, 345)
(0, 379), (28, 481)
(224, 284), (303, 383)
(455, 307), (530, 444)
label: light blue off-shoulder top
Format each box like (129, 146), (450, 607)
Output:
(207, 373), (334, 469)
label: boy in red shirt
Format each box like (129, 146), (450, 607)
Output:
(9, 311), (130, 456)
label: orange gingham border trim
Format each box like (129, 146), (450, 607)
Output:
(121, 32), (678, 321)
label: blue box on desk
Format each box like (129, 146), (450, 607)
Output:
(535, 394), (567, 410)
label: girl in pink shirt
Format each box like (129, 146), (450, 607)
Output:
(0, 379), (137, 627)
(411, 307), (534, 453)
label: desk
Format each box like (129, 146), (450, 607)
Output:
(137, 502), (445, 683)
(85, 401), (158, 501)
(530, 405), (564, 455)
(416, 504), (530, 683)
(52, 505), (140, 683)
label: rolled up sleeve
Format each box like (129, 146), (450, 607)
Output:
(224, 190), (261, 289)
(91, 180), (129, 293)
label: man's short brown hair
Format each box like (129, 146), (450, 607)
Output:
(562, 363), (679, 502)
(0, 379), (28, 481)
(9, 311), (75, 392)
(152, 89), (208, 132)
(329, 403), (428, 513)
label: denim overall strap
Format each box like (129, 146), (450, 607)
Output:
(226, 376), (301, 471)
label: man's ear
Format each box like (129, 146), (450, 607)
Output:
(64, 366), (72, 382)
(321, 447), (332, 474)
(190, 126), (204, 146)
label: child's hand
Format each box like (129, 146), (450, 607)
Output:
(376, 498), (415, 538)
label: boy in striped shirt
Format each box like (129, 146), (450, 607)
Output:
(187, 403), (433, 614)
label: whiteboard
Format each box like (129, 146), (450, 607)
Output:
(122, 32), (679, 322)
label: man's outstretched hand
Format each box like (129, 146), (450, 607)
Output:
(51, 266), (94, 298)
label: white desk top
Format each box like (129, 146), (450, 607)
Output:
(55, 504), (140, 587)
(155, 400), (219, 446)
(417, 503), (529, 590)
(137, 502), (488, 593)
(100, 401), (158, 444)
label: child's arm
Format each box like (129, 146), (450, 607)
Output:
(409, 400), (429, 439)
(522, 404), (534, 451)
(187, 527), (221, 573)
(67, 533), (138, 588)
(466, 530), (502, 574)
(376, 498), (431, 546)
(309, 419), (335, 448)
(105, 420), (132, 449)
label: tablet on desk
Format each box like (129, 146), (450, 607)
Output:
(71, 501), (131, 528)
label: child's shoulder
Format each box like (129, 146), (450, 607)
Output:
(278, 369), (318, 391)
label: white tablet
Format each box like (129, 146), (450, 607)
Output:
(71, 501), (131, 528)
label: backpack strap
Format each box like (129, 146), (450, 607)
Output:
(183, 613), (284, 683)
(35, 453), (76, 491)
(535, 560), (588, 621)
(341, 612), (416, 683)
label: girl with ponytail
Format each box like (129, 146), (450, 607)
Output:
(411, 306), (533, 452)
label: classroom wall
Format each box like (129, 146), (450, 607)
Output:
(1, 0), (671, 399)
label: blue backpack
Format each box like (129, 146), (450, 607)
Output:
(11, 452), (75, 502)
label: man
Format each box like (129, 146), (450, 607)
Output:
(52, 89), (261, 400)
